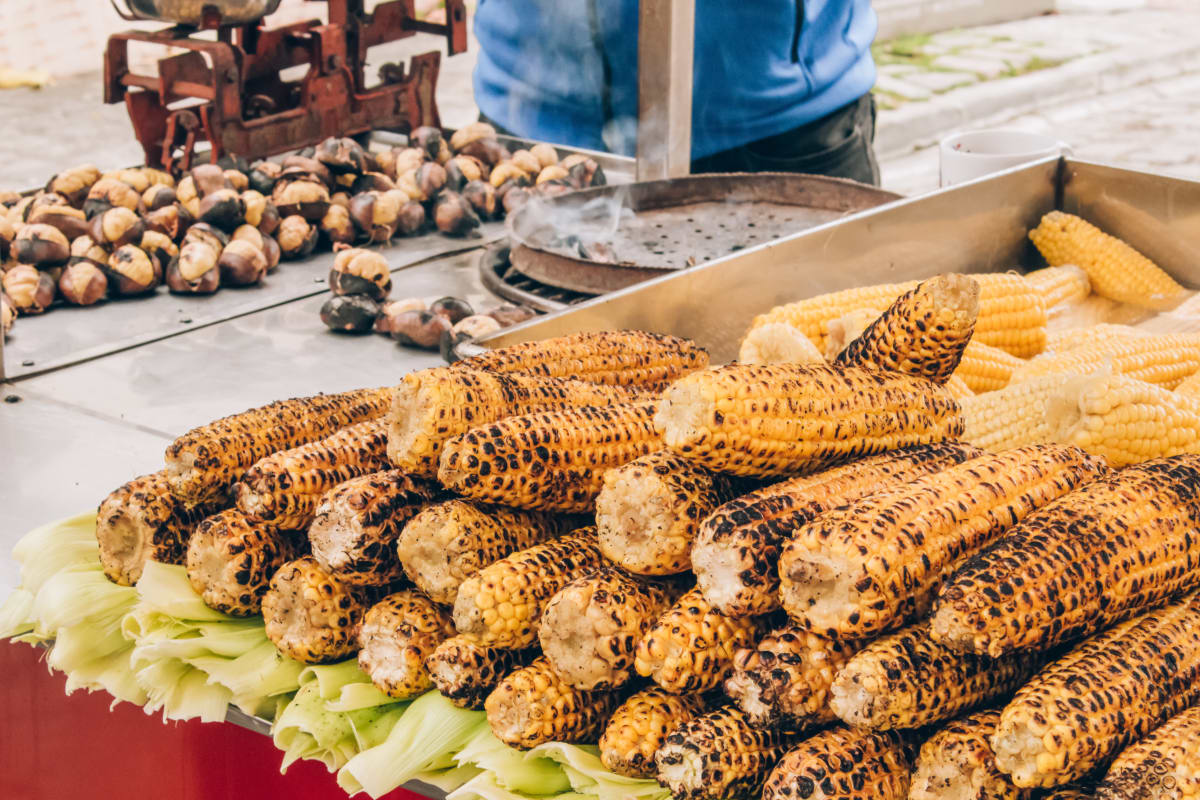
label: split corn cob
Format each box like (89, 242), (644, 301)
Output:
(654, 364), (963, 479)
(1024, 265), (1091, 310)
(910, 709), (1033, 800)
(424, 636), (536, 710)
(1097, 704), (1200, 800)
(738, 322), (825, 365)
(600, 687), (707, 779)
(484, 655), (621, 749)
(1175, 371), (1200, 398)
(750, 281), (917, 355)
(823, 307), (883, 360)
(307, 470), (440, 586)
(761, 727), (913, 800)
(452, 528), (608, 648)
(1028, 211), (1187, 310)
(185, 508), (301, 616)
(779, 445), (1106, 639)
(946, 374), (976, 401)
(1010, 333), (1200, 389)
(438, 402), (661, 512)
(930, 455), (1200, 658)
(829, 620), (1045, 731)
(954, 339), (1026, 394)
(1045, 323), (1146, 354)
(358, 590), (456, 699)
(692, 442), (980, 617)
(165, 386), (391, 506)
(992, 590), (1200, 788)
(96, 471), (223, 586)
(262, 555), (369, 664)
(960, 375), (1072, 451)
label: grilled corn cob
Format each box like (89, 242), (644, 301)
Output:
(738, 322), (825, 365)
(655, 364), (963, 479)
(453, 330), (709, 386)
(960, 375), (1072, 451)
(834, 273), (980, 383)
(1175, 371), (1200, 398)
(656, 706), (804, 800)
(779, 445), (1106, 639)
(692, 443), (979, 618)
(452, 528), (608, 648)
(358, 590), (456, 699)
(992, 590), (1200, 788)
(751, 281), (916, 354)
(596, 450), (746, 576)
(954, 340), (1026, 394)
(234, 419), (390, 530)
(600, 687), (706, 779)
(911, 709), (1033, 800)
(824, 307), (884, 359)
(930, 455), (1200, 657)
(484, 656), (621, 749)
(761, 727), (912, 800)
(165, 386), (391, 506)
(185, 508), (300, 615)
(1045, 324), (1146, 354)
(1097, 705), (1200, 800)
(633, 587), (766, 693)
(830, 621), (1044, 731)
(1028, 211), (1187, 310)
(1011, 334), (1200, 389)
(438, 402), (661, 512)
(308, 470), (440, 586)
(262, 556), (369, 663)
(725, 622), (862, 727)
(425, 636), (536, 710)
(387, 367), (642, 477)
(1024, 265), (1091, 310)
(96, 471), (222, 586)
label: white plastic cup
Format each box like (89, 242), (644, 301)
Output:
(939, 130), (1072, 187)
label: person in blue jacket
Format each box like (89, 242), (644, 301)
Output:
(472, 0), (880, 185)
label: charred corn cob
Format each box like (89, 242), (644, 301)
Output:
(185, 508), (300, 615)
(600, 687), (707, 779)
(453, 330), (709, 386)
(596, 450), (746, 576)
(1045, 324), (1146, 354)
(96, 471), (222, 586)
(725, 622), (862, 727)
(165, 386), (391, 506)
(656, 706), (805, 800)
(425, 636), (537, 710)
(1097, 705), (1200, 800)
(738, 322), (825, 365)
(398, 500), (580, 605)
(824, 307), (884, 360)
(1175, 371), (1200, 398)
(751, 281), (915, 353)
(633, 587), (766, 693)
(960, 375), (1072, 451)
(911, 709), (1033, 800)
(1029, 211), (1187, 310)
(761, 727), (913, 800)
(539, 566), (675, 690)
(452, 528), (608, 648)
(655, 364), (963, 479)
(234, 419), (390, 530)
(692, 443), (980, 617)
(438, 402), (661, 512)
(946, 374), (976, 401)
(262, 556), (368, 663)
(484, 655), (621, 749)
(830, 621), (1045, 730)
(992, 591), (1200, 788)
(1024, 265), (1091, 310)
(358, 590), (456, 699)
(834, 273), (980, 383)
(954, 340), (1026, 394)
(1011, 333), (1200, 389)
(779, 445), (1106, 639)
(930, 455), (1200, 658)
(387, 367), (642, 477)
(308, 470), (440, 586)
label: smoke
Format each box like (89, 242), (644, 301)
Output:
(509, 187), (634, 264)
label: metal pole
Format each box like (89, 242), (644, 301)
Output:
(636, 0), (694, 181)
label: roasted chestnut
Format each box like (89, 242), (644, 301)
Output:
(142, 184), (178, 211)
(0, 216), (14, 261)
(502, 185), (533, 215)
(272, 179), (331, 222)
(231, 224), (281, 271)
(108, 244), (159, 295)
(374, 297), (427, 334)
(350, 172), (396, 194)
(459, 137), (509, 167)
(439, 329), (471, 363)
(46, 164), (101, 206)
(449, 121), (498, 151)
(104, 168), (152, 194)
(391, 309), (451, 349)
(223, 169), (249, 192)
(241, 190), (280, 235)
(316, 137), (369, 175)
(70, 235), (109, 268)
(277, 215), (319, 259)
(395, 201), (426, 236)
(415, 162), (448, 198)
(461, 180), (497, 220)
(176, 176), (201, 217)
(530, 143), (558, 170)
(432, 191), (481, 237)
(535, 179), (574, 198)
(445, 155), (486, 192)
(320, 293), (380, 334)
(488, 304), (536, 327)
(394, 170), (427, 203)
(13, 224), (70, 266)
(429, 296), (474, 324)
(167, 241), (220, 294)
(198, 188), (246, 231)
(1, 292), (14, 335)
(562, 155), (606, 188)
(218, 239), (268, 286)
(331, 191), (352, 210)
(183, 222), (229, 254)
(329, 248), (391, 299)
(84, 178), (142, 218)
(58, 261), (108, 306)
(139, 167), (175, 189)
(191, 164), (231, 197)
(489, 161), (532, 189)
(510, 150), (541, 176)
(280, 155), (334, 189)
(536, 165), (569, 185)
(320, 204), (356, 247)
(28, 204), (88, 240)
(410, 126), (444, 160)
(348, 190), (403, 243)
(248, 160), (282, 195)
(2, 264), (56, 313)
(88, 207), (145, 250)
(452, 313), (502, 338)
(143, 203), (192, 241)
(140, 230), (179, 275)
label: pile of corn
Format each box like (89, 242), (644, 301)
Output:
(89, 211), (1200, 800)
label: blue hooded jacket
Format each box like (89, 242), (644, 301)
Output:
(472, 0), (877, 160)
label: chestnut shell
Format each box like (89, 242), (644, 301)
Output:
(320, 294), (380, 334)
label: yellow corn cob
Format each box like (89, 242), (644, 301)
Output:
(911, 709), (1033, 800)
(834, 273), (980, 383)
(484, 656), (621, 749)
(438, 402), (661, 512)
(387, 367), (642, 477)
(1097, 705), (1200, 800)
(960, 375), (1072, 451)
(452, 528), (608, 648)
(1175, 371), (1200, 398)
(262, 555), (369, 663)
(954, 339), (1026, 394)
(737, 322), (825, 365)
(453, 330), (709, 386)
(655, 364), (963, 479)
(692, 443), (981, 618)
(930, 455), (1200, 658)
(633, 587), (767, 693)
(185, 508), (301, 616)
(829, 620), (1045, 731)
(358, 590), (456, 699)
(165, 386), (391, 506)
(234, 419), (390, 530)
(945, 373), (976, 400)
(751, 281), (918, 353)
(1011, 333), (1200, 389)
(1024, 265), (1091, 310)
(596, 450), (746, 576)
(779, 445), (1106, 639)
(823, 307), (884, 360)
(992, 590), (1200, 788)
(1044, 323), (1146, 354)
(600, 687), (707, 779)
(762, 727), (913, 800)
(1029, 211), (1188, 310)
(96, 471), (223, 586)
(425, 636), (536, 710)
(725, 622), (862, 727)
